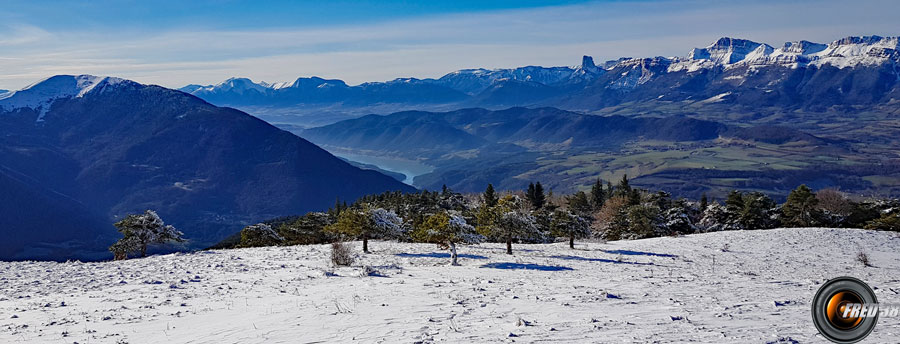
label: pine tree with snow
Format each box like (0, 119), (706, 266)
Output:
(497, 211), (536, 254)
(698, 202), (742, 232)
(370, 207), (406, 239)
(109, 210), (184, 259)
(239, 223), (284, 247)
(496, 210), (541, 254)
(324, 205), (403, 253)
(664, 201), (698, 234)
(550, 209), (591, 249)
(413, 211), (483, 265)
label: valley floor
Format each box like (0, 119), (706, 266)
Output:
(2, 228), (900, 343)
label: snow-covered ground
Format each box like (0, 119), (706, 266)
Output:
(2, 228), (900, 343)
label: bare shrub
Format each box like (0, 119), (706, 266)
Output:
(817, 188), (853, 216)
(856, 251), (872, 267)
(331, 242), (354, 267)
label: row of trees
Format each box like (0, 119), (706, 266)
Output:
(233, 176), (900, 265)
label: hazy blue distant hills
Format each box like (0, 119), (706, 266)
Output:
(302, 107), (814, 159)
(0, 75), (413, 260)
(298, 104), (886, 198)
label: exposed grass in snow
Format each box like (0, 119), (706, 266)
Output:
(2, 228), (900, 343)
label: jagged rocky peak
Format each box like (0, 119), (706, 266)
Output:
(602, 57), (633, 69)
(692, 37), (763, 64)
(832, 35), (892, 47)
(780, 40), (827, 55)
(580, 55), (599, 73)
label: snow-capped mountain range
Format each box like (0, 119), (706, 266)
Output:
(177, 35), (900, 110)
(670, 36), (900, 72)
(4, 35), (894, 119)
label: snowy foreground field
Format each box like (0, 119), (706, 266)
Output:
(2, 228), (900, 343)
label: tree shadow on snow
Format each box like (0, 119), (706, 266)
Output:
(601, 249), (677, 258)
(548, 255), (654, 266)
(480, 262), (574, 271)
(396, 252), (489, 260)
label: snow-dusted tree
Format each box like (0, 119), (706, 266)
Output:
(413, 211), (484, 265)
(109, 235), (140, 261)
(109, 210), (184, 259)
(664, 204), (697, 234)
(324, 205), (403, 253)
(496, 210), (540, 254)
(239, 223), (284, 248)
(698, 202), (742, 232)
(550, 209), (591, 249)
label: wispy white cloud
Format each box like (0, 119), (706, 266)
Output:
(0, 0), (897, 90)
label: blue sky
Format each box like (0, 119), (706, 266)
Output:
(0, 0), (897, 90)
(1, 1), (598, 30)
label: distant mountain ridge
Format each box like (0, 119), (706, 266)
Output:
(179, 55), (603, 107)
(300, 106), (832, 193)
(302, 107), (820, 157)
(180, 35), (900, 113)
(0, 75), (413, 260)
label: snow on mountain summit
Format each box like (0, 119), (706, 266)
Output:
(0, 75), (133, 121)
(669, 35), (900, 73)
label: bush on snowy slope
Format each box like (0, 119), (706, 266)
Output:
(239, 223), (284, 248)
(866, 209), (900, 231)
(276, 212), (336, 245)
